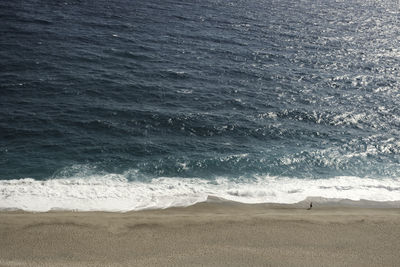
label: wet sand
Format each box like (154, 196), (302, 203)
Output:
(1, 201), (399, 266)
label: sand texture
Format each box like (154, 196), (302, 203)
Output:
(1, 202), (400, 267)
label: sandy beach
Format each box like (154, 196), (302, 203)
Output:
(1, 201), (399, 267)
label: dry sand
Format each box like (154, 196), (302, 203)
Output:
(1, 201), (399, 266)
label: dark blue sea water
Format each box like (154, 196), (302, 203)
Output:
(1, 0), (400, 211)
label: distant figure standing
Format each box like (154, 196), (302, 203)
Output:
(307, 202), (313, 210)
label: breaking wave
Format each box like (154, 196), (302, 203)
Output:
(1, 173), (399, 212)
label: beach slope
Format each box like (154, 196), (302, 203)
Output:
(1, 202), (399, 266)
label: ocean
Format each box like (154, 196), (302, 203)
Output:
(1, 0), (400, 211)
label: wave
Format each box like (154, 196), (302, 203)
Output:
(1, 174), (399, 212)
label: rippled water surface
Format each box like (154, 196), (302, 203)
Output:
(1, 0), (400, 210)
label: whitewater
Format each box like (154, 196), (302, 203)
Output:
(1, 174), (399, 211)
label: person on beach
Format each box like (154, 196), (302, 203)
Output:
(307, 202), (312, 210)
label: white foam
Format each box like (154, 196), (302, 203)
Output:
(0, 175), (399, 212)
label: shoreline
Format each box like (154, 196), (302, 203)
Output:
(1, 201), (399, 266)
(2, 195), (400, 213)
(2, 176), (400, 212)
